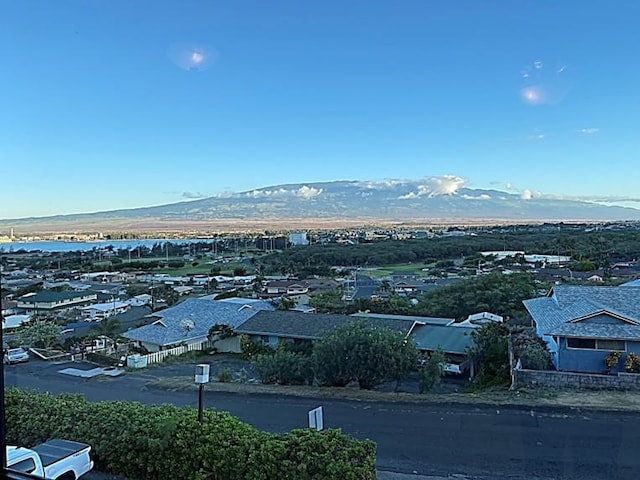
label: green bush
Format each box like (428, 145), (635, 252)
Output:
(217, 368), (233, 383)
(253, 351), (314, 385)
(419, 350), (446, 394)
(5, 388), (376, 480)
(239, 334), (273, 360)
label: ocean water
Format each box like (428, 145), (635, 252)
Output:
(0, 238), (212, 253)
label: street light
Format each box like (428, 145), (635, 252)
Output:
(195, 364), (210, 423)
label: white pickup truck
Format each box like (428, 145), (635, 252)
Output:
(7, 439), (94, 479)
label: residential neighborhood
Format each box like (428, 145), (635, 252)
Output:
(4, 224), (640, 392)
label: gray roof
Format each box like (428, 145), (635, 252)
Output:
(234, 311), (416, 340)
(523, 285), (640, 340)
(19, 290), (96, 303)
(548, 323), (640, 341)
(122, 298), (274, 347)
(351, 312), (454, 326)
(409, 324), (475, 355)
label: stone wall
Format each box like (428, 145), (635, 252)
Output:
(514, 368), (640, 391)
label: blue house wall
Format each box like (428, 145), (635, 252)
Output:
(557, 338), (640, 373)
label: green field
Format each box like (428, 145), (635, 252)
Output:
(360, 262), (433, 279)
(95, 257), (251, 277)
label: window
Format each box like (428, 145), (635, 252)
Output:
(596, 339), (626, 351)
(567, 338), (596, 349)
(9, 458), (36, 474)
(566, 338), (627, 351)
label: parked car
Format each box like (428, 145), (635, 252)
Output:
(4, 347), (29, 364)
(7, 438), (94, 479)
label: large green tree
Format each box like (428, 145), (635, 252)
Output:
(16, 320), (62, 349)
(416, 272), (541, 320)
(467, 322), (511, 387)
(312, 322), (419, 389)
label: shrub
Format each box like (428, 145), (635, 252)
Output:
(253, 351), (314, 385)
(239, 334), (272, 360)
(313, 321), (419, 389)
(625, 353), (640, 373)
(419, 350), (446, 394)
(5, 388), (376, 480)
(605, 351), (621, 372)
(217, 368), (233, 383)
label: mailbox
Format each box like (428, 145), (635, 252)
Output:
(195, 364), (210, 384)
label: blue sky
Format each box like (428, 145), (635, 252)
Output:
(1, 1), (639, 218)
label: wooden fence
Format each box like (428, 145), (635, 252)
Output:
(141, 340), (212, 365)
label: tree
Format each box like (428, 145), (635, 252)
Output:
(277, 297), (296, 311)
(253, 350), (313, 385)
(312, 322), (419, 389)
(16, 320), (62, 349)
(89, 317), (122, 343)
(467, 322), (510, 387)
(419, 350), (446, 393)
(233, 266), (247, 277)
(417, 273), (540, 321)
(511, 328), (551, 370)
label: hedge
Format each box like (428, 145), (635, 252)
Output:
(5, 388), (376, 480)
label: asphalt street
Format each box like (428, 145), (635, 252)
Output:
(5, 359), (640, 480)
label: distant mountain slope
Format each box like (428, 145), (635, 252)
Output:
(3, 179), (640, 231)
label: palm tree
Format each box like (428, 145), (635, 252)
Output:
(89, 317), (122, 353)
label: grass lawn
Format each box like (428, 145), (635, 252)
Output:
(95, 257), (252, 277)
(361, 263), (432, 279)
(156, 261), (249, 277)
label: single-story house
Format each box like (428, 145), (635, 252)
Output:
(264, 280), (309, 295)
(523, 285), (640, 373)
(122, 298), (274, 352)
(80, 301), (130, 321)
(408, 324), (475, 374)
(234, 311), (421, 349)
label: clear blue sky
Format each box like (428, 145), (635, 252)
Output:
(1, 1), (639, 218)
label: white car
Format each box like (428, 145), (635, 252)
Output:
(4, 347), (30, 364)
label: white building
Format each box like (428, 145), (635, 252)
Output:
(289, 232), (309, 246)
(80, 301), (130, 321)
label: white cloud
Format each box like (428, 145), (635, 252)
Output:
(182, 191), (207, 199)
(461, 194), (491, 200)
(579, 127), (600, 135)
(295, 185), (323, 199)
(211, 191), (234, 199)
(397, 175), (465, 200)
(355, 179), (408, 189)
(243, 185), (322, 200)
(521, 189), (533, 200)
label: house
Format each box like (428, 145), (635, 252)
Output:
(264, 280), (309, 296)
(1, 298), (18, 317)
(16, 290), (98, 315)
(454, 312), (504, 328)
(80, 301), (130, 321)
(234, 310), (419, 349)
(62, 306), (152, 339)
(523, 285), (640, 373)
(126, 294), (152, 307)
(351, 312), (454, 326)
(409, 324), (475, 374)
(122, 298), (274, 352)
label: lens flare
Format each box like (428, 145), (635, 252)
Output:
(519, 60), (569, 106)
(168, 43), (216, 71)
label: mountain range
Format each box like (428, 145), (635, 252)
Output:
(3, 179), (640, 232)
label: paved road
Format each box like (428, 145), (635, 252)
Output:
(5, 360), (640, 480)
